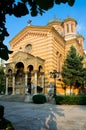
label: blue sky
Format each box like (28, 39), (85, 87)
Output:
(4, 0), (86, 51)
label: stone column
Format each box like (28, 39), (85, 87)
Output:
(59, 54), (62, 72)
(41, 73), (44, 88)
(41, 73), (44, 93)
(25, 72), (28, 94)
(5, 75), (8, 95)
(34, 71), (37, 94)
(69, 23), (71, 33)
(12, 73), (15, 95)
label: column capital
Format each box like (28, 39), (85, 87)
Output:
(34, 70), (38, 72)
(40, 72), (44, 75)
(25, 71), (28, 73)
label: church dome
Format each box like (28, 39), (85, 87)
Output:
(64, 16), (77, 24)
(47, 17), (62, 25)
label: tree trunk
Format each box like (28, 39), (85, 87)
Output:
(70, 86), (72, 95)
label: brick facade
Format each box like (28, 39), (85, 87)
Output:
(5, 17), (85, 95)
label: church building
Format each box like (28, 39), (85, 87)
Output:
(5, 17), (85, 95)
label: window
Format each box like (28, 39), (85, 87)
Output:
(71, 24), (74, 32)
(25, 44), (32, 53)
(67, 24), (69, 33)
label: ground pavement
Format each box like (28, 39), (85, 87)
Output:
(0, 101), (86, 130)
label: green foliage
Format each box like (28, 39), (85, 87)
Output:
(0, 66), (6, 94)
(0, 105), (4, 118)
(32, 94), (47, 104)
(55, 94), (86, 105)
(62, 46), (85, 94)
(0, 84), (6, 94)
(54, 95), (64, 104)
(0, 118), (14, 130)
(77, 93), (86, 105)
(55, 0), (75, 5)
(0, 0), (75, 60)
(0, 105), (14, 130)
(61, 95), (78, 105)
(82, 68), (86, 81)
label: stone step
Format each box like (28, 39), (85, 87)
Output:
(0, 94), (55, 104)
(24, 95), (33, 103)
(0, 95), (26, 102)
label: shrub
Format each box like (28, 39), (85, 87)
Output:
(77, 94), (86, 105)
(55, 94), (86, 105)
(61, 95), (78, 105)
(55, 95), (64, 105)
(0, 84), (6, 94)
(32, 94), (47, 104)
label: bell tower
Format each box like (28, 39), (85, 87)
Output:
(63, 17), (77, 40)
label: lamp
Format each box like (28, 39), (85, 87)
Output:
(49, 70), (60, 97)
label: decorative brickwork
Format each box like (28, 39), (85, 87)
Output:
(5, 17), (86, 95)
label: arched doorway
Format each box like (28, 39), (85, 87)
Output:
(15, 62), (24, 73)
(27, 65), (34, 94)
(15, 62), (25, 94)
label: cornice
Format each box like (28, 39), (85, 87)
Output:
(65, 38), (77, 44)
(10, 26), (52, 48)
(12, 51), (35, 59)
(51, 27), (65, 47)
(76, 34), (84, 40)
(10, 26), (51, 43)
(36, 56), (45, 62)
(63, 17), (77, 25)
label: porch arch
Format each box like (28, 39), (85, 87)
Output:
(14, 62), (25, 94)
(15, 62), (24, 72)
(28, 65), (34, 72)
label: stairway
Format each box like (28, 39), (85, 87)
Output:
(0, 95), (26, 102)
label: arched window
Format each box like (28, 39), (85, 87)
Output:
(67, 24), (69, 33)
(8, 69), (12, 76)
(38, 65), (43, 72)
(28, 65), (33, 72)
(25, 44), (32, 53)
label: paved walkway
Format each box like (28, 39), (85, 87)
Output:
(0, 101), (86, 130)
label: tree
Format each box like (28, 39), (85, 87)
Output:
(0, 0), (75, 60)
(62, 46), (85, 95)
(79, 67), (86, 93)
(0, 65), (6, 94)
